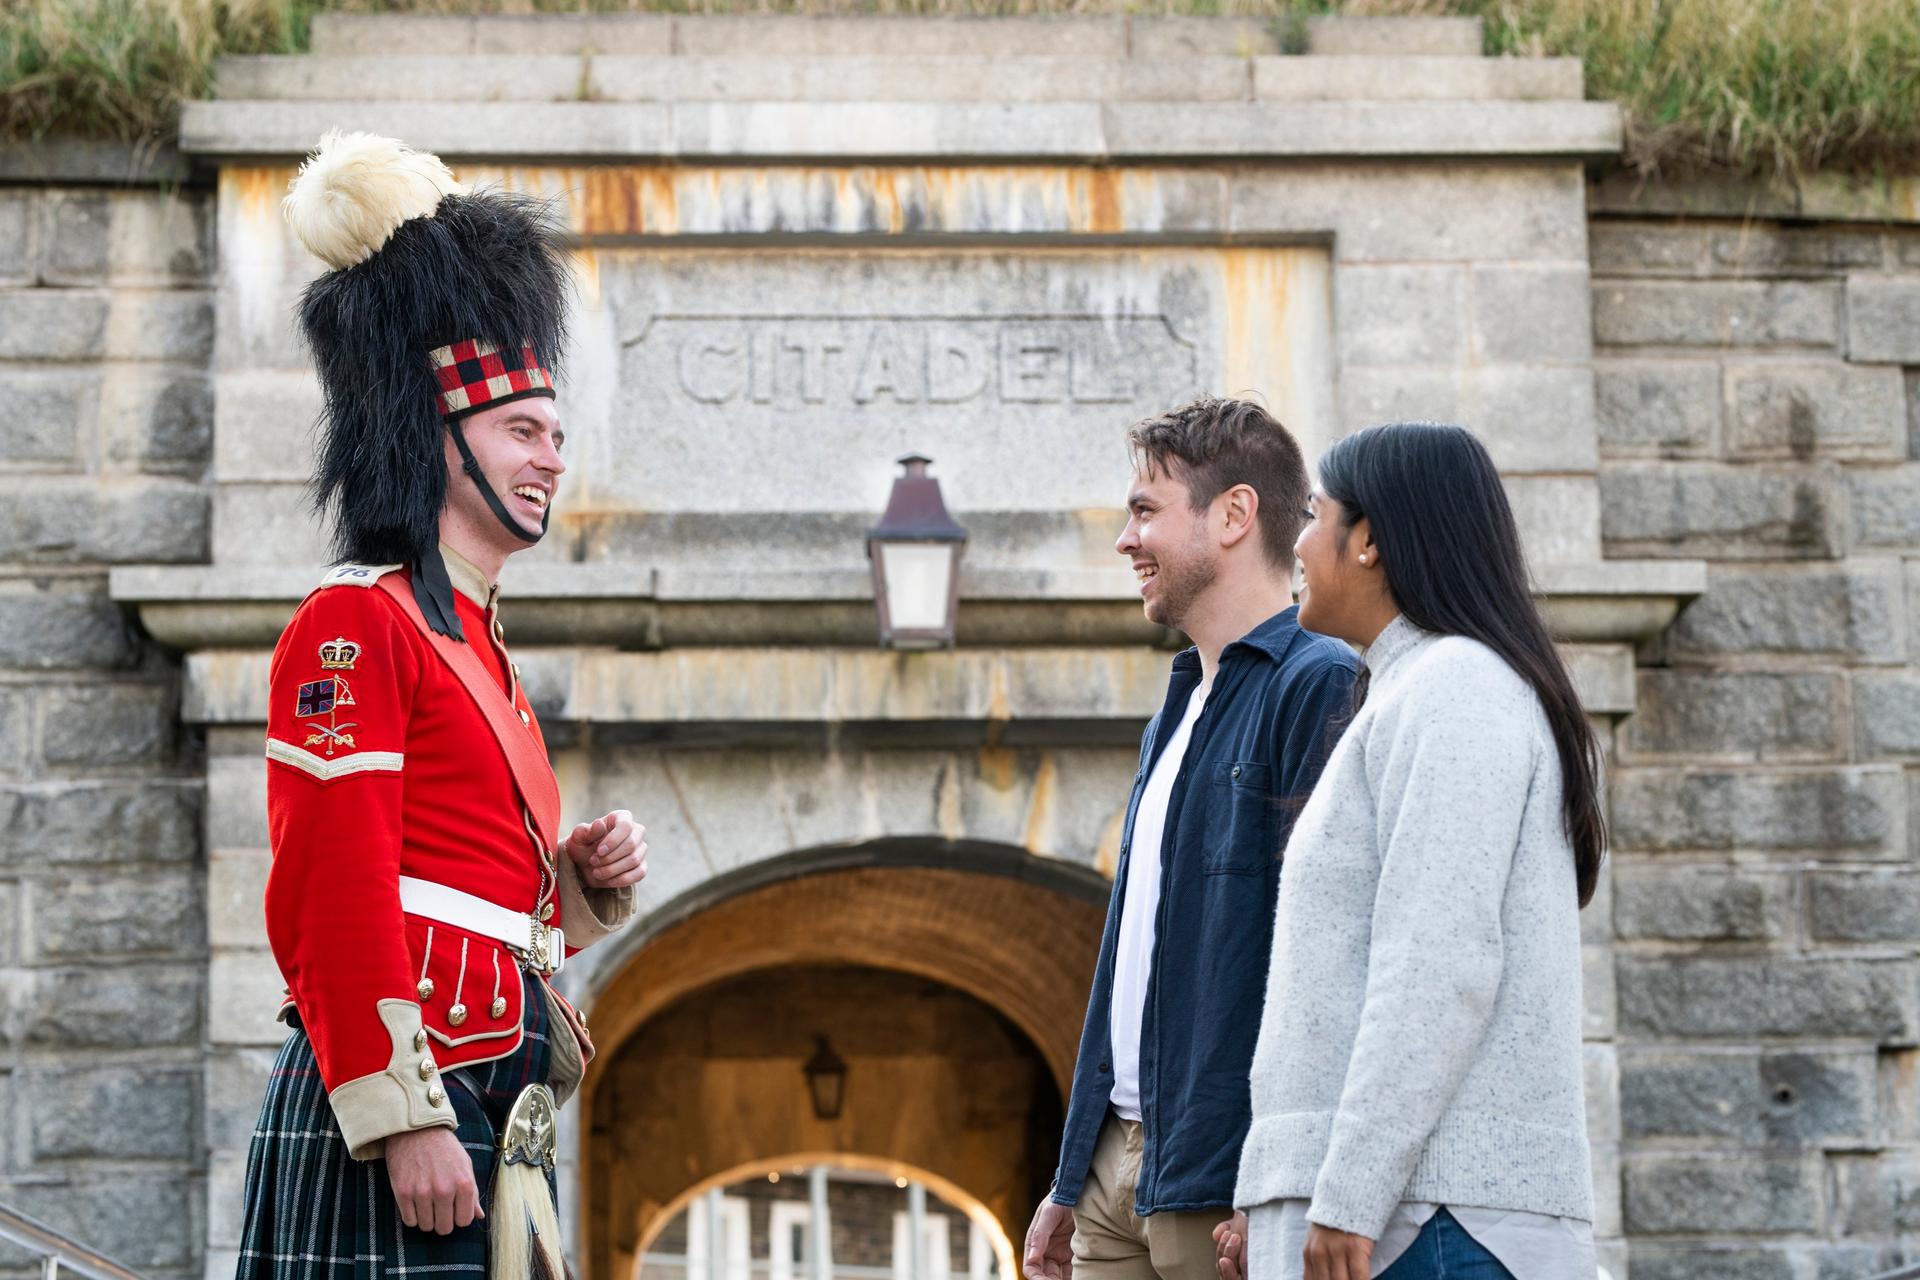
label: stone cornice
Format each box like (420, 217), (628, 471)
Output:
(180, 98), (1622, 165)
(111, 558), (1702, 652)
(182, 639), (1639, 733)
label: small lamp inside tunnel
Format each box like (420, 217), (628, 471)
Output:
(803, 1035), (848, 1121)
(867, 454), (968, 650)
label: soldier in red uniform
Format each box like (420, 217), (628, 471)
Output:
(236, 132), (648, 1280)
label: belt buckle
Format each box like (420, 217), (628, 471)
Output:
(524, 917), (564, 976)
(525, 918), (555, 975)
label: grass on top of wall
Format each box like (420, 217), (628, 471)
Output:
(3, 0), (1919, 184)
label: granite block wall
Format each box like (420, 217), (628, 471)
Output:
(0, 181), (213, 1279)
(1595, 214), (1920, 1277)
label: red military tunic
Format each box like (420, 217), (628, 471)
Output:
(263, 549), (624, 1158)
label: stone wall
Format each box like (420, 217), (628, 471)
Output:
(0, 179), (213, 1278)
(1594, 212), (1920, 1276)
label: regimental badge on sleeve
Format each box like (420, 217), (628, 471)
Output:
(268, 622), (402, 783)
(295, 637), (365, 756)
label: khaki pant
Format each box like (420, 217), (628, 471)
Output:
(1071, 1113), (1230, 1280)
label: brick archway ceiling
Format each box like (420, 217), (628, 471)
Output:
(587, 865), (1107, 1093)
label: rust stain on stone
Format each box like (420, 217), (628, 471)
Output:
(1220, 248), (1295, 401)
(569, 245), (603, 308)
(869, 169), (906, 234)
(227, 166), (294, 224)
(1076, 168), (1125, 235)
(984, 660), (1013, 726)
(573, 166), (679, 236)
(919, 166), (973, 230)
(1022, 752), (1058, 854)
(581, 167), (641, 234)
(978, 746), (1019, 792)
(505, 163), (1167, 239)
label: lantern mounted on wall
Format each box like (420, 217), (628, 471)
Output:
(866, 454), (968, 650)
(803, 1035), (848, 1121)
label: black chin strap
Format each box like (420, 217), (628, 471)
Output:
(411, 545), (464, 641)
(448, 419), (550, 545)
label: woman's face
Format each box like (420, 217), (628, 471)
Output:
(1293, 489), (1369, 641)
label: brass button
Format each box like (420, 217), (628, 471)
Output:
(539, 902), (554, 922)
(413, 1029), (427, 1052)
(577, 1008), (588, 1029)
(491, 996), (508, 1019)
(428, 1084), (446, 1107)
(416, 978), (435, 1001)
(448, 1003), (468, 1028)
(519, 708), (530, 725)
(418, 1058), (435, 1081)
(511, 663), (521, 680)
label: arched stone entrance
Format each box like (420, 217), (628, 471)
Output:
(580, 848), (1108, 1280)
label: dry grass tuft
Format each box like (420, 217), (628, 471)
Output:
(1475, 0), (1920, 180)
(4, 0), (1919, 184)
(1, 0), (314, 141)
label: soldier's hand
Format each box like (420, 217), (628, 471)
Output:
(564, 809), (649, 889)
(1022, 1200), (1075, 1280)
(386, 1125), (482, 1235)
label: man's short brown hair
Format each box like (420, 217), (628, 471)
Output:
(1127, 395), (1310, 569)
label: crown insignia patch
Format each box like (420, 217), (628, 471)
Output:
(318, 636), (361, 670)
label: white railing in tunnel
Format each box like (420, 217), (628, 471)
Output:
(0, 1202), (148, 1280)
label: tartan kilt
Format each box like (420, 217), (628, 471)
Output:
(236, 969), (557, 1280)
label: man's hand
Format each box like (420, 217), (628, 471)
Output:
(1213, 1211), (1248, 1280)
(1022, 1200), (1075, 1280)
(386, 1126), (482, 1235)
(1301, 1224), (1371, 1280)
(562, 809), (648, 889)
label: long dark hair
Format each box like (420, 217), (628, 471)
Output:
(1320, 422), (1606, 907)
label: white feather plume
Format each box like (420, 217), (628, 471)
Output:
(282, 130), (464, 270)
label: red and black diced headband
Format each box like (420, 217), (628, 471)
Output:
(429, 339), (556, 420)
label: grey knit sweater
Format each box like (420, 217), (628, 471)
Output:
(1234, 615), (1594, 1238)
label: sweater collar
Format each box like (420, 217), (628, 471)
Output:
(1361, 613), (1431, 685)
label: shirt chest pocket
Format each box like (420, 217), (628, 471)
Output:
(1201, 760), (1279, 876)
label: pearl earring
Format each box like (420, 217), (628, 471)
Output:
(1359, 554), (1369, 564)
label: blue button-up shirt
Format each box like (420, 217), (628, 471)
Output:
(1051, 606), (1356, 1214)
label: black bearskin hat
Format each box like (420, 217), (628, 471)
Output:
(284, 132), (571, 572)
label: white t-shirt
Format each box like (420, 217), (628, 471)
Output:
(1109, 685), (1208, 1123)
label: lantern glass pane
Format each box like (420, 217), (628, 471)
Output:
(878, 542), (954, 632)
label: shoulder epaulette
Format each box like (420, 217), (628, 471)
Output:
(318, 563), (404, 590)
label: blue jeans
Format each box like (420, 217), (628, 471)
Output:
(1377, 1209), (1516, 1280)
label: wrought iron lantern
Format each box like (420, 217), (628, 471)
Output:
(866, 454), (968, 650)
(803, 1035), (848, 1121)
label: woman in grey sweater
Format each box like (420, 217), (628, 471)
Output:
(1223, 423), (1605, 1280)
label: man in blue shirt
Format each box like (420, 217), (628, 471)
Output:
(1023, 397), (1356, 1280)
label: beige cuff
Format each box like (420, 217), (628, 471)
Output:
(555, 853), (636, 949)
(329, 998), (459, 1160)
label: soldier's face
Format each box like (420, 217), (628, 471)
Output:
(446, 397), (567, 546)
